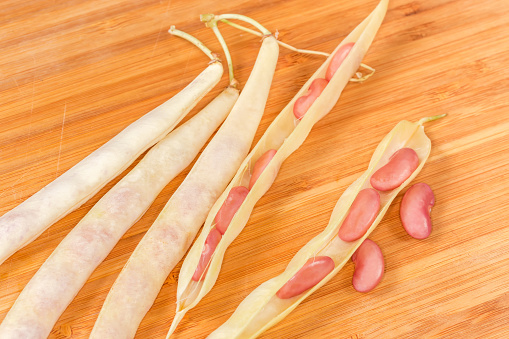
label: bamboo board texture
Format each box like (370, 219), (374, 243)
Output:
(1, 0), (508, 338)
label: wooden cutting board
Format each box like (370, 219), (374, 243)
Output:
(1, 0), (508, 338)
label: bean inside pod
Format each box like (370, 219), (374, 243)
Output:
(207, 113), (446, 339)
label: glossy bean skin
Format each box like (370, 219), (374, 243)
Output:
(192, 228), (222, 281)
(352, 239), (384, 293)
(338, 188), (380, 242)
(370, 148), (419, 191)
(400, 183), (435, 239)
(214, 186), (249, 234)
(249, 149), (277, 190)
(276, 256), (335, 299)
(325, 42), (355, 81)
(293, 78), (329, 120)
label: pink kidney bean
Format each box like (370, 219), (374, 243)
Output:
(249, 149), (277, 190)
(214, 186), (249, 234)
(192, 228), (222, 281)
(293, 78), (329, 120)
(325, 42), (355, 81)
(338, 188), (381, 242)
(370, 148), (419, 191)
(400, 183), (435, 239)
(351, 239), (384, 293)
(276, 256), (335, 299)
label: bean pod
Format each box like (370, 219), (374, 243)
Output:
(91, 27), (277, 339)
(0, 61), (223, 267)
(208, 110), (444, 338)
(170, 2), (396, 336)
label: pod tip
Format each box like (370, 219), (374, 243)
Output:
(418, 114), (447, 125)
(166, 311), (187, 338)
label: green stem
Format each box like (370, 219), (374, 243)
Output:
(202, 13), (271, 36)
(418, 114), (447, 125)
(168, 26), (218, 61)
(220, 19), (330, 57)
(209, 23), (238, 87)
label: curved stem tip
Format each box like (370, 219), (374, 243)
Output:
(418, 114), (447, 125)
(168, 26), (218, 62)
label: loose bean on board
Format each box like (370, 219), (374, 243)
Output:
(400, 183), (435, 239)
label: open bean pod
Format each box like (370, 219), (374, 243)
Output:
(169, 0), (389, 334)
(208, 116), (438, 338)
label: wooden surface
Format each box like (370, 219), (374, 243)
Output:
(1, 0), (508, 338)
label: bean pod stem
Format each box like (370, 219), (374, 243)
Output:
(168, 26), (218, 61)
(218, 19), (375, 82)
(220, 19), (330, 57)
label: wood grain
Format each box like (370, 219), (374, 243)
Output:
(1, 0), (508, 338)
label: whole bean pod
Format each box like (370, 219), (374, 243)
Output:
(0, 61), (223, 267)
(0, 29), (231, 339)
(90, 26), (272, 338)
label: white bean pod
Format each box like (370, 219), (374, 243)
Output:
(0, 87), (238, 339)
(90, 36), (279, 339)
(0, 61), (223, 266)
(209, 111), (441, 338)
(169, 1), (389, 336)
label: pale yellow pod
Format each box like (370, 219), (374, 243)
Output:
(171, 0), (389, 336)
(0, 61), (223, 266)
(209, 116), (439, 339)
(0, 87), (238, 339)
(93, 36), (279, 339)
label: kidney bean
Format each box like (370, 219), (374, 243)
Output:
(214, 186), (249, 234)
(400, 183), (435, 239)
(192, 228), (222, 281)
(325, 42), (355, 81)
(338, 188), (380, 242)
(249, 149), (277, 190)
(293, 78), (329, 120)
(276, 256), (335, 299)
(370, 148), (419, 191)
(351, 239), (384, 293)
